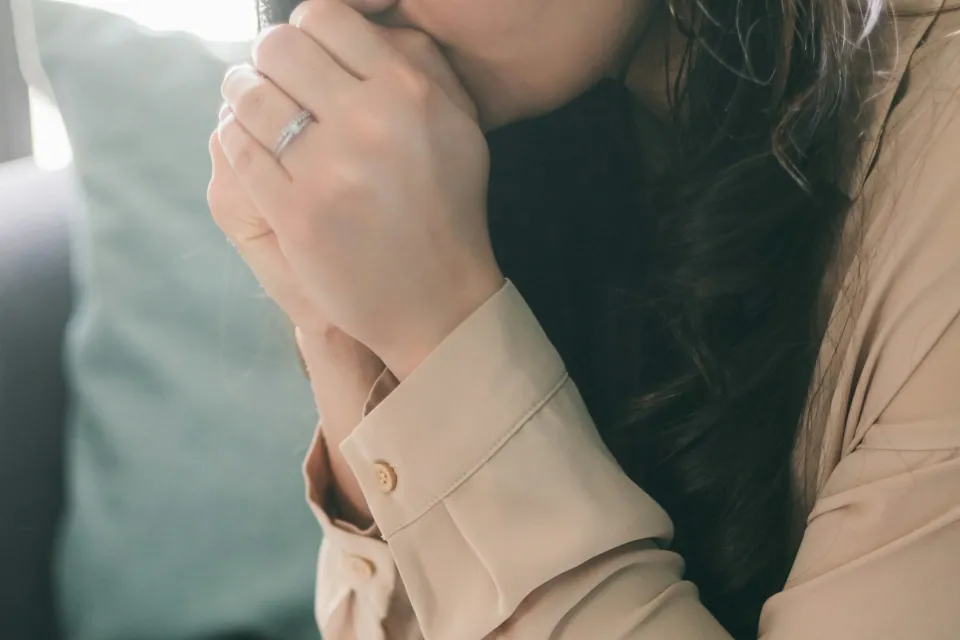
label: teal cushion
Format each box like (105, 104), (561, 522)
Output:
(23, 2), (321, 638)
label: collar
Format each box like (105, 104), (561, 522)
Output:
(839, 0), (955, 198)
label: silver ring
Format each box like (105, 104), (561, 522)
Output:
(273, 109), (315, 160)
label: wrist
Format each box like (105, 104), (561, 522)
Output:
(384, 267), (505, 380)
(295, 326), (384, 419)
(297, 326), (381, 374)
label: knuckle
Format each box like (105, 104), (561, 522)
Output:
(206, 181), (220, 214)
(390, 28), (436, 55)
(207, 183), (233, 228)
(230, 136), (259, 173)
(395, 66), (434, 107)
(208, 136), (229, 172)
(251, 23), (297, 69)
(234, 81), (270, 118)
(293, 0), (337, 30)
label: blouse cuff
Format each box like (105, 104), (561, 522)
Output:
(338, 279), (671, 540)
(337, 280), (571, 537)
(304, 427), (397, 626)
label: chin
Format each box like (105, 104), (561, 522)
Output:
(454, 58), (615, 132)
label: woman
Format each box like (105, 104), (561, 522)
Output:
(207, 0), (960, 637)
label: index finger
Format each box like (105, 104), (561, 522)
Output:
(290, 0), (402, 80)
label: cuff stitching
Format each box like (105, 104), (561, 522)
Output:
(383, 370), (570, 539)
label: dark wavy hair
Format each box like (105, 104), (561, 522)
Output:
(601, 1), (879, 636)
(260, 0), (881, 637)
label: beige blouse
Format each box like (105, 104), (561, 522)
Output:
(303, 1), (960, 637)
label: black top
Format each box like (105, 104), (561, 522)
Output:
(485, 79), (650, 430)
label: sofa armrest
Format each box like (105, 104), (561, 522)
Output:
(0, 157), (77, 640)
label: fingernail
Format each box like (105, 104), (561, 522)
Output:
(218, 102), (232, 122)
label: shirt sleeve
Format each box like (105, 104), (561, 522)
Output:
(304, 423), (421, 640)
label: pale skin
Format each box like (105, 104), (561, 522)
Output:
(208, 0), (664, 525)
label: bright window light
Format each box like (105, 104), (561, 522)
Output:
(30, 0), (257, 170)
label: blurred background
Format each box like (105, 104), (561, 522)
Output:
(6, 0), (258, 168)
(1, 1), (327, 638)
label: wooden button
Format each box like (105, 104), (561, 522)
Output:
(373, 460), (397, 493)
(347, 555), (376, 580)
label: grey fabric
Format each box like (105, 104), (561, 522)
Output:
(0, 157), (76, 640)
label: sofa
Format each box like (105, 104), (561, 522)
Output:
(0, 156), (77, 640)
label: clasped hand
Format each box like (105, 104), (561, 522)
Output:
(208, 0), (504, 380)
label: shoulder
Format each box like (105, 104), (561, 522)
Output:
(874, 8), (960, 188)
(854, 6), (960, 339)
(860, 8), (960, 258)
(840, 6), (960, 200)
(811, 7), (960, 481)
